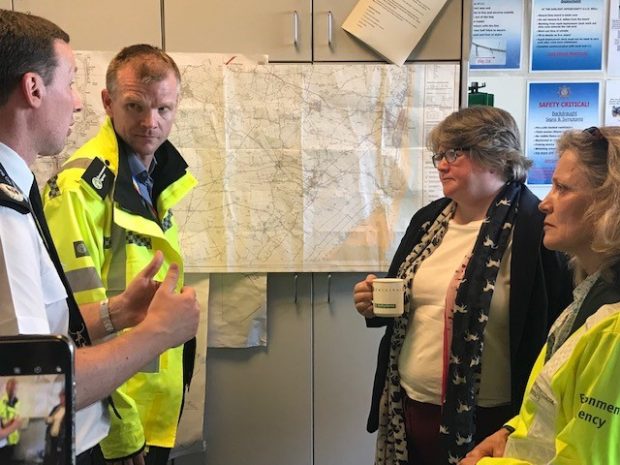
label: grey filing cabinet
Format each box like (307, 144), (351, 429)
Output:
(164, 0), (463, 62)
(12, 0), (162, 49)
(165, 0), (313, 61)
(176, 272), (384, 465)
(312, 273), (385, 465)
(11, 0), (464, 62)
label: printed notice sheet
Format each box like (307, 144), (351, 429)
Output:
(604, 80), (620, 126)
(526, 81), (600, 184)
(530, 0), (604, 72)
(608, 0), (620, 76)
(342, 0), (449, 65)
(470, 0), (523, 70)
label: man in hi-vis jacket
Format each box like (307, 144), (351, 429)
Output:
(43, 44), (197, 464)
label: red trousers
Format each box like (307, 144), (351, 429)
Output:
(402, 395), (513, 465)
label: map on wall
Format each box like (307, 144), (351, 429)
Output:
(33, 52), (460, 272)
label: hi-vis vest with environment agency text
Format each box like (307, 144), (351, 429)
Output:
(43, 117), (197, 459)
(478, 302), (620, 465)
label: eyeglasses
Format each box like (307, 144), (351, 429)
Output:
(431, 148), (470, 168)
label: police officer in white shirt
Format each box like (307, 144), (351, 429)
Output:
(0, 9), (200, 464)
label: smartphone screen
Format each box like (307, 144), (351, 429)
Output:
(0, 335), (74, 465)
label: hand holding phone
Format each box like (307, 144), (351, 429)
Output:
(0, 335), (74, 465)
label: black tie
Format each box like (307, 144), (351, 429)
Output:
(29, 178), (91, 347)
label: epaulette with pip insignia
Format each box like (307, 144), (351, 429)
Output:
(0, 169), (29, 214)
(81, 157), (115, 199)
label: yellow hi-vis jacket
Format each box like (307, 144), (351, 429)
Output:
(0, 394), (19, 446)
(479, 302), (620, 465)
(43, 118), (197, 460)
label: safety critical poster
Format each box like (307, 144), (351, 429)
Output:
(526, 81), (600, 184)
(531, 0), (604, 71)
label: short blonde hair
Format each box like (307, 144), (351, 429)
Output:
(106, 44), (181, 96)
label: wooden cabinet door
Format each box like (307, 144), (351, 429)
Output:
(13, 0), (162, 50)
(164, 0), (312, 62)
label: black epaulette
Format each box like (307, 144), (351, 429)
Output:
(81, 157), (115, 199)
(0, 182), (29, 214)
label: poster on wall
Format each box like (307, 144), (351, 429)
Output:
(605, 80), (620, 126)
(608, 0), (620, 75)
(530, 0), (604, 72)
(526, 81), (600, 184)
(470, 0), (523, 70)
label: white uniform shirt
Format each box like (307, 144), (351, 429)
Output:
(0, 143), (108, 454)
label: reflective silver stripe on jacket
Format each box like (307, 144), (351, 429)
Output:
(64, 267), (104, 293)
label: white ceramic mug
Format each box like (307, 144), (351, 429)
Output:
(372, 278), (405, 317)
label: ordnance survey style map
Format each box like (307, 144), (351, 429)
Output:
(33, 52), (459, 272)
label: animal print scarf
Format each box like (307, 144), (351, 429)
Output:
(375, 182), (522, 465)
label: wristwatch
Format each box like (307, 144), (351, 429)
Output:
(99, 299), (115, 335)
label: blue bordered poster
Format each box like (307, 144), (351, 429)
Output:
(526, 82), (600, 184)
(470, 0), (523, 70)
(530, 0), (604, 72)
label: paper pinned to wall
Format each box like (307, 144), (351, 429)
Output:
(342, 0), (449, 65)
(207, 274), (267, 348)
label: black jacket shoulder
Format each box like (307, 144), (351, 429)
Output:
(0, 163), (29, 214)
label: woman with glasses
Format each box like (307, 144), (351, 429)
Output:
(353, 106), (573, 465)
(462, 126), (620, 465)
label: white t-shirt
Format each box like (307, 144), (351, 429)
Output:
(398, 218), (512, 407)
(0, 144), (109, 454)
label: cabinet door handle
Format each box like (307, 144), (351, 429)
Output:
(327, 273), (332, 303)
(294, 273), (299, 303)
(327, 11), (334, 50)
(292, 10), (299, 49)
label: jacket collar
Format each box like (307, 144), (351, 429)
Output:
(94, 117), (190, 220)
